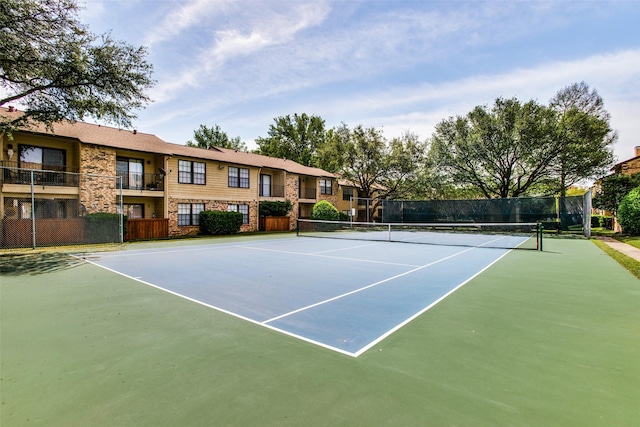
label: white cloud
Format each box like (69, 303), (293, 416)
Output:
(143, 0), (235, 48)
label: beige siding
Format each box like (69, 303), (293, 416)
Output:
(167, 158), (260, 201)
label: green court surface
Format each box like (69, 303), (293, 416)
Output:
(1, 237), (639, 426)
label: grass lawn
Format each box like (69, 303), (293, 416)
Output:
(1, 237), (639, 426)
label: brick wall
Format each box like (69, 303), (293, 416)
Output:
(285, 174), (300, 230)
(78, 145), (118, 214)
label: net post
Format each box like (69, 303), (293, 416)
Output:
(296, 219), (299, 237)
(538, 222), (543, 251)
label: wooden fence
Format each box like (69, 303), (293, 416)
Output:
(2, 218), (86, 247)
(126, 218), (169, 241)
(259, 216), (291, 232)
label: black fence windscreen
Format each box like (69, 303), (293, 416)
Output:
(382, 195), (586, 233)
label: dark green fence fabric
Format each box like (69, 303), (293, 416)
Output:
(382, 195), (585, 232)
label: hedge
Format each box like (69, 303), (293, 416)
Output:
(259, 200), (292, 217)
(199, 211), (243, 235)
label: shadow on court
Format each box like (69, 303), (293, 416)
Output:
(0, 252), (84, 276)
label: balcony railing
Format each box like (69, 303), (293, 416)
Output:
(116, 172), (164, 191)
(259, 184), (285, 198)
(299, 187), (317, 199)
(1, 161), (79, 186)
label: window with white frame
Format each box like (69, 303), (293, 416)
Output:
(227, 204), (249, 224)
(178, 160), (206, 184)
(178, 203), (204, 226)
(228, 166), (250, 188)
(320, 178), (333, 195)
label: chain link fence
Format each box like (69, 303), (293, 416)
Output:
(1, 166), (123, 249)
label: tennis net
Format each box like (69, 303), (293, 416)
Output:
(297, 219), (543, 250)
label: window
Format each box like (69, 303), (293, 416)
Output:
(228, 204), (249, 224)
(124, 204), (144, 219)
(178, 203), (204, 226)
(10, 198), (71, 219)
(320, 178), (333, 195)
(117, 157), (144, 190)
(19, 145), (65, 170)
(178, 160), (206, 184)
(342, 187), (354, 201)
(228, 167), (250, 188)
(18, 145), (67, 185)
(259, 174), (271, 197)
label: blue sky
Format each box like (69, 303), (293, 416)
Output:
(80, 0), (640, 163)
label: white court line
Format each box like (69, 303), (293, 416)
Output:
(74, 236), (518, 358)
(79, 237), (301, 258)
(235, 244), (422, 268)
(262, 246), (476, 324)
(352, 247), (514, 357)
(71, 254), (359, 358)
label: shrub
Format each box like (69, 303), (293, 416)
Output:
(199, 211), (243, 235)
(591, 215), (613, 230)
(618, 186), (640, 235)
(85, 212), (125, 243)
(259, 200), (292, 217)
(311, 200), (340, 221)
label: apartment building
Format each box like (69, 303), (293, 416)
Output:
(0, 108), (337, 245)
(336, 178), (384, 222)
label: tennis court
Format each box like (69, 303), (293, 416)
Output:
(2, 232), (639, 426)
(80, 231), (527, 356)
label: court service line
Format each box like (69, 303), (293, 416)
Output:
(261, 246), (477, 324)
(79, 237), (301, 259)
(308, 241), (385, 255)
(235, 244), (422, 268)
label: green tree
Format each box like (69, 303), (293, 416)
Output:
(592, 173), (640, 216)
(320, 124), (387, 201)
(617, 186), (640, 235)
(549, 82), (616, 195)
(429, 98), (559, 198)
(318, 124), (426, 204)
(380, 131), (427, 200)
(186, 124), (247, 151)
(0, 0), (154, 135)
(256, 113), (326, 166)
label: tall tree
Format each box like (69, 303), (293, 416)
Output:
(429, 98), (559, 198)
(0, 0), (154, 135)
(380, 131), (427, 200)
(549, 82), (616, 195)
(186, 124), (247, 151)
(318, 124), (426, 201)
(255, 113), (326, 166)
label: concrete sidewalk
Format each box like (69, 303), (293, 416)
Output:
(595, 236), (640, 262)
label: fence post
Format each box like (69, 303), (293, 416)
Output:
(30, 170), (36, 249)
(118, 176), (123, 244)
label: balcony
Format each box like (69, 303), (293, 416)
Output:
(1, 161), (79, 186)
(116, 172), (164, 191)
(299, 186), (317, 200)
(259, 184), (285, 198)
